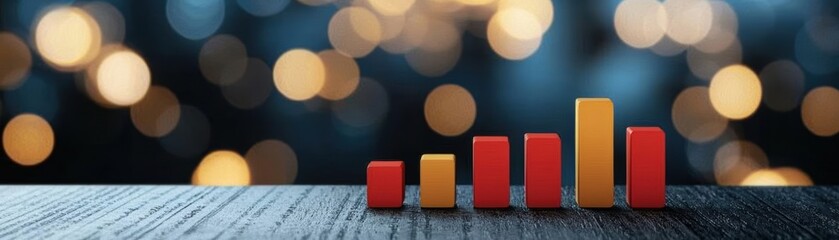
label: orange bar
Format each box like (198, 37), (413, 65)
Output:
(575, 98), (614, 208)
(420, 154), (456, 208)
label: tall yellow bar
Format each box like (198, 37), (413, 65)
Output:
(420, 154), (456, 208)
(575, 98), (614, 208)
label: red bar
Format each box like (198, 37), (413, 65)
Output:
(626, 127), (666, 208)
(473, 136), (510, 208)
(367, 160), (404, 208)
(524, 133), (562, 208)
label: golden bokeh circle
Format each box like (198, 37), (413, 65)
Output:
(614, 0), (668, 49)
(192, 150), (251, 186)
(713, 140), (768, 186)
(82, 1), (125, 45)
(487, 8), (543, 60)
(773, 167), (814, 186)
(317, 50), (360, 101)
(740, 168), (813, 186)
(3, 114), (54, 166)
(130, 86), (181, 137)
(424, 84), (476, 137)
(671, 86), (728, 143)
(497, 0), (553, 34)
(739, 169), (786, 186)
(693, 0), (737, 54)
(245, 140), (298, 185)
(272, 49), (326, 101)
(34, 6), (102, 71)
(379, 12), (428, 54)
(709, 65), (762, 120)
(0, 32), (32, 90)
(368, 0), (415, 16)
(199, 34), (248, 86)
(663, 0), (713, 45)
(801, 86), (839, 137)
(96, 49), (151, 106)
(328, 7), (382, 58)
(687, 39), (741, 80)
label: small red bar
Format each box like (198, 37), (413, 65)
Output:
(626, 127), (666, 208)
(473, 136), (510, 208)
(524, 133), (562, 208)
(367, 160), (404, 208)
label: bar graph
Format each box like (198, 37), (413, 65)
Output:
(366, 161), (404, 208)
(473, 136), (510, 208)
(525, 133), (562, 208)
(420, 154), (456, 208)
(366, 98), (666, 209)
(627, 127), (666, 208)
(575, 98), (615, 208)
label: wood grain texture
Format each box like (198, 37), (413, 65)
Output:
(0, 185), (833, 239)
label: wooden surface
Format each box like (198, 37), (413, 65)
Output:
(0, 185), (836, 239)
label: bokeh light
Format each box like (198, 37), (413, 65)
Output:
(34, 6), (102, 71)
(687, 39), (741, 80)
(192, 150), (251, 186)
(760, 60), (805, 112)
(130, 86), (181, 137)
(650, 35), (687, 56)
(663, 0), (713, 45)
(3, 114), (54, 166)
(685, 127), (736, 182)
(709, 64), (762, 120)
(424, 84), (476, 137)
(801, 86), (839, 137)
(367, 0), (415, 16)
(0, 32), (32, 90)
(318, 50), (360, 101)
(693, 0), (737, 54)
(199, 34), (248, 86)
(773, 167), (814, 186)
(406, 18), (462, 77)
(739, 169), (786, 186)
(487, 8), (543, 60)
(328, 6), (382, 58)
(221, 58), (273, 109)
(613, 0), (667, 49)
(272, 49), (325, 101)
(714, 140), (769, 186)
(245, 139), (298, 184)
(405, 42), (463, 77)
(672, 86), (728, 143)
(458, 0), (494, 6)
(740, 168), (814, 186)
(379, 12), (427, 54)
(332, 78), (389, 129)
(95, 49), (151, 107)
(497, 0), (553, 34)
(374, 10), (407, 42)
(82, 2), (125, 45)
(237, 0), (290, 17)
(166, 0), (225, 40)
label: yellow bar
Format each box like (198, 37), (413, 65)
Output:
(575, 98), (614, 208)
(420, 154), (456, 208)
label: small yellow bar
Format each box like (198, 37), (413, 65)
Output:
(575, 98), (614, 208)
(420, 154), (456, 208)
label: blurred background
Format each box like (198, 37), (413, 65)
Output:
(0, 0), (837, 186)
